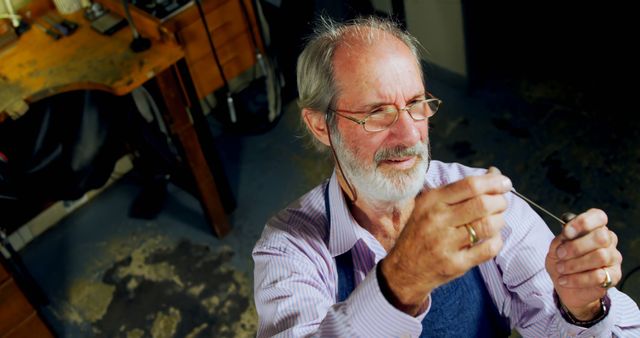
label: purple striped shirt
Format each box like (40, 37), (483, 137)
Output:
(253, 161), (640, 337)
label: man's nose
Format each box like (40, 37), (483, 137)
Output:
(388, 108), (421, 145)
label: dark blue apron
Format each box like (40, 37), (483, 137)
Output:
(325, 183), (511, 337)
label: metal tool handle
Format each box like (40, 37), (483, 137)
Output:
(560, 212), (577, 223)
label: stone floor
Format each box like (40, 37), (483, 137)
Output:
(17, 74), (640, 337)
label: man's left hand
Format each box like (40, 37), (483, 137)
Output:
(545, 208), (622, 321)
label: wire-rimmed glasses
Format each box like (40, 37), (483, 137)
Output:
(328, 93), (442, 132)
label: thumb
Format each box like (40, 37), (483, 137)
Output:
(487, 166), (502, 175)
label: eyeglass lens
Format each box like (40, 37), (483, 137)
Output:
(364, 100), (438, 131)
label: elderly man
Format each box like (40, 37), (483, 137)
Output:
(253, 16), (640, 337)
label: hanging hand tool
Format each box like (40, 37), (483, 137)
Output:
(33, 21), (61, 40)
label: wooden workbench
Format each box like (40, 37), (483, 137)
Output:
(0, 8), (231, 237)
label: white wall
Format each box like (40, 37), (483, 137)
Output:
(1, 0), (31, 16)
(405, 0), (467, 78)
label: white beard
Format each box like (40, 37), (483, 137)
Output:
(331, 129), (430, 203)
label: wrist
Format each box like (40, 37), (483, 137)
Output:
(554, 292), (610, 328)
(567, 299), (603, 321)
(378, 259), (429, 316)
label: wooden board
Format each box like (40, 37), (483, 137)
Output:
(0, 10), (183, 120)
(0, 262), (8, 283)
(0, 279), (35, 335)
(4, 312), (54, 338)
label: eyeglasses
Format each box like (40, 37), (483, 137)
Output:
(328, 94), (442, 132)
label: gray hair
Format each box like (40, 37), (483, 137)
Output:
(296, 16), (424, 149)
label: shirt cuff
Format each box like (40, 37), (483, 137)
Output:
(345, 263), (426, 337)
(557, 294), (615, 337)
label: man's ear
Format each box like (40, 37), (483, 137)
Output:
(302, 108), (331, 146)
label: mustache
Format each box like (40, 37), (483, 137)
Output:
(374, 141), (429, 163)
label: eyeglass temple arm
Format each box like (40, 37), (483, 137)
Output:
(330, 109), (367, 126)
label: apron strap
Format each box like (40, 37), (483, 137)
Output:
(325, 181), (356, 302)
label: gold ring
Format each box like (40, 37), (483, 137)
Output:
(464, 223), (479, 246)
(601, 268), (612, 289)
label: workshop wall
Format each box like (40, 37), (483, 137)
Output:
(0, 0), (31, 15)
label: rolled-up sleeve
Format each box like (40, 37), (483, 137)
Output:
(253, 225), (426, 338)
(485, 191), (640, 337)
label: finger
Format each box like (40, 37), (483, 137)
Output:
(435, 174), (512, 205)
(558, 266), (621, 289)
(556, 227), (613, 260)
(548, 234), (564, 259)
(458, 224), (477, 249)
(449, 194), (508, 227)
(456, 214), (506, 248)
(556, 247), (622, 275)
(487, 166), (502, 175)
(563, 208), (608, 240)
(611, 231), (619, 247)
(464, 234), (504, 267)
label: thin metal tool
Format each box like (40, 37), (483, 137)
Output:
(510, 189), (566, 225)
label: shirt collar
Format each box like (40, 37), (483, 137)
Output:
(326, 171), (388, 260)
(327, 171), (359, 257)
(326, 163), (440, 260)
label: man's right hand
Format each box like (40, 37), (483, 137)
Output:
(380, 167), (512, 315)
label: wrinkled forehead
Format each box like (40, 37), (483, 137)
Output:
(332, 26), (422, 83)
(331, 28), (424, 103)
(335, 26), (403, 56)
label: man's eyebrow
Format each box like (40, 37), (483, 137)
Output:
(409, 92), (426, 101)
(357, 93), (426, 111)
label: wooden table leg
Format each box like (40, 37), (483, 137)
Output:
(154, 65), (230, 237)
